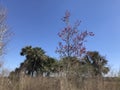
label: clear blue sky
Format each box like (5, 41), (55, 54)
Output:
(1, 0), (120, 71)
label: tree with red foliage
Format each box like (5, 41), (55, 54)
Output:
(56, 11), (94, 59)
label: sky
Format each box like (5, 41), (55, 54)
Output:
(0, 0), (120, 72)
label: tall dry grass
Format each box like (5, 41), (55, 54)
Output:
(0, 75), (120, 90)
(0, 76), (60, 90)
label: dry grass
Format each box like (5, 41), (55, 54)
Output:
(0, 75), (120, 90)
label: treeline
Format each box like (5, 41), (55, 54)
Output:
(9, 45), (109, 78)
(9, 11), (109, 79)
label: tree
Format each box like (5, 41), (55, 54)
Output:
(56, 11), (94, 72)
(83, 51), (109, 77)
(43, 57), (58, 76)
(0, 5), (10, 55)
(20, 46), (47, 76)
(0, 5), (12, 76)
(19, 46), (58, 77)
(56, 11), (94, 59)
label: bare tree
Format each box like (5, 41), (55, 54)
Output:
(0, 5), (11, 75)
(0, 5), (10, 56)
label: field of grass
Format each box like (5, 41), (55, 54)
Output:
(0, 75), (120, 90)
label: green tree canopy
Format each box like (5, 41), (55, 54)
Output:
(83, 51), (109, 77)
(20, 46), (47, 76)
(10, 46), (58, 77)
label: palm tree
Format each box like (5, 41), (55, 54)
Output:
(20, 46), (47, 76)
(83, 51), (109, 77)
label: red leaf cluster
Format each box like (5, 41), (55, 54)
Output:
(56, 11), (94, 58)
